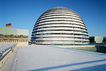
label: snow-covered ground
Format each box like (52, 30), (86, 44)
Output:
(1, 45), (106, 71)
(0, 43), (16, 53)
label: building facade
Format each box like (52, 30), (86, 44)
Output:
(31, 7), (89, 47)
(89, 36), (106, 44)
(0, 28), (29, 46)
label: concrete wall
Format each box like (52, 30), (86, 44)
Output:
(95, 36), (104, 43)
(0, 42), (28, 46)
(0, 44), (16, 68)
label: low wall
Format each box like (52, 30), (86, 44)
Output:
(52, 44), (106, 53)
(52, 45), (95, 48)
(68, 47), (97, 52)
(0, 42), (28, 46)
(0, 44), (16, 68)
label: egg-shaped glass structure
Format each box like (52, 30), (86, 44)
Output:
(31, 7), (89, 47)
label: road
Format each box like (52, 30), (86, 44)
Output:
(1, 45), (106, 71)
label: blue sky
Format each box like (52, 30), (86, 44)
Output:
(0, 0), (106, 38)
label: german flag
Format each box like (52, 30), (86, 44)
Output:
(6, 24), (12, 27)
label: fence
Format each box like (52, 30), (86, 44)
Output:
(0, 44), (16, 61)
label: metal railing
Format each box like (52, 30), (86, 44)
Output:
(0, 43), (16, 61)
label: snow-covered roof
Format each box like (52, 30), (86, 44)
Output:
(1, 45), (106, 71)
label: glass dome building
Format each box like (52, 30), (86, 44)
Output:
(31, 7), (89, 47)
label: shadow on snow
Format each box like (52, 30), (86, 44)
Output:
(29, 59), (106, 71)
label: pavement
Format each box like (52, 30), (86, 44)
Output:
(0, 45), (106, 71)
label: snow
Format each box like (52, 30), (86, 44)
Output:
(1, 45), (106, 71)
(0, 44), (16, 53)
(0, 43), (16, 59)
